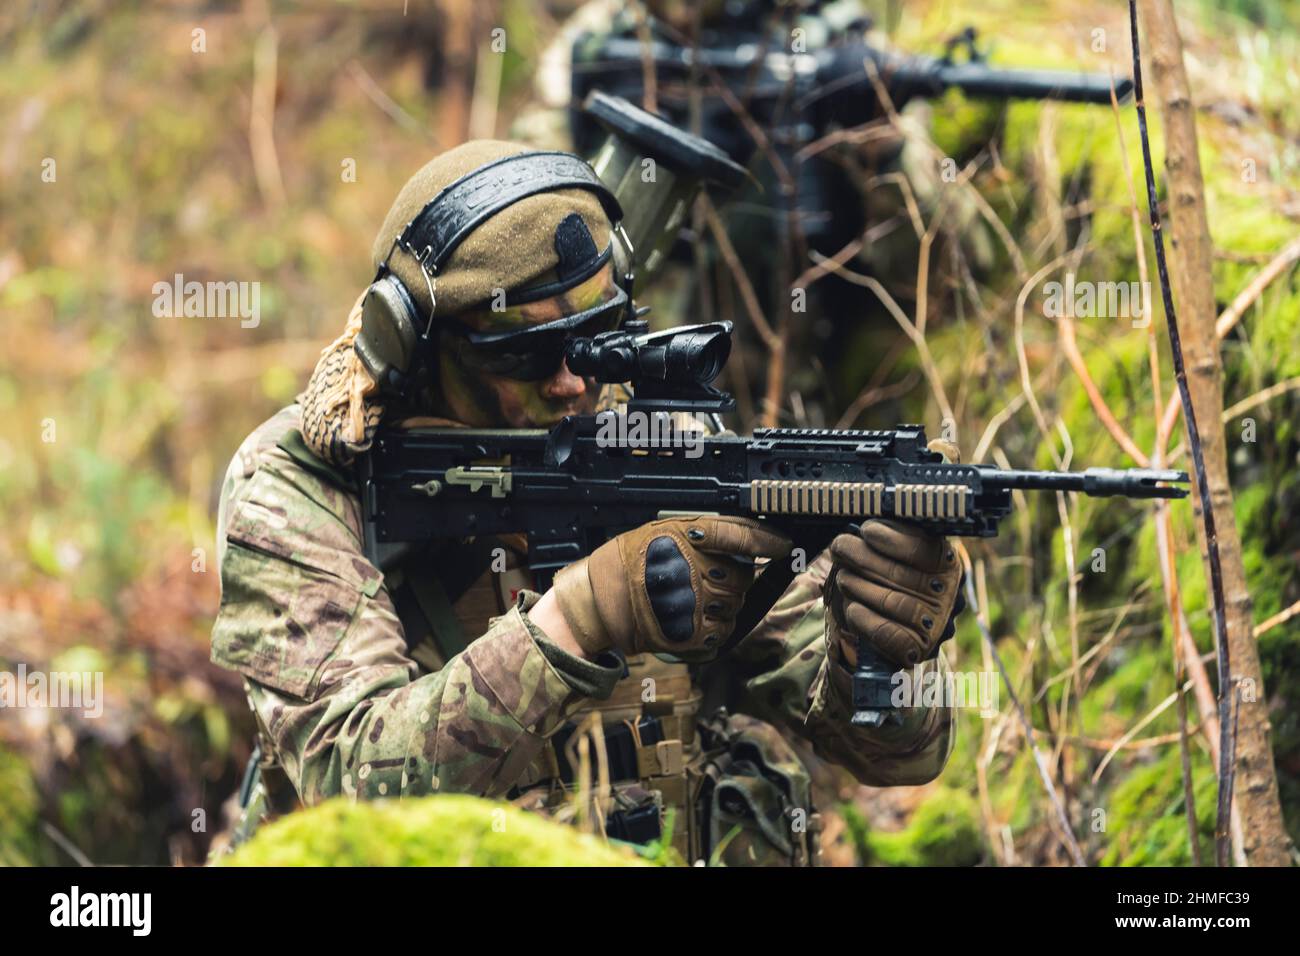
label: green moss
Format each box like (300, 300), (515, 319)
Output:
(0, 747), (42, 866)
(224, 796), (653, 867)
(1100, 749), (1216, 866)
(855, 787), (985, 867)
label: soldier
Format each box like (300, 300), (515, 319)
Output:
(513, 0), (996, 426)
(210, 139), (964, 865)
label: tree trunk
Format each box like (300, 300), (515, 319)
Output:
(437, 0), (474, 146)
(1140, 0), (1292, 866)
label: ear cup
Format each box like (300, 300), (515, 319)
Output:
(356, 275), (420, 390)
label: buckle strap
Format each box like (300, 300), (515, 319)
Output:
(636, 739), (684, 778)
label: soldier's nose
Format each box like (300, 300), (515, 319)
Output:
(541, 358), (587, 399)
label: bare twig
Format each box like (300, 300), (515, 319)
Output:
(1159, 235), (1300, 444)
(808, 253), (956, 428)
(632, 0), (658, 114)
(346, 60), (427, 137)
(249, 23), (287, 210)
(1058, 309), (1150, 465)
(41, 822), (94, 867)
(1214, 235), (1300, 342)
(835, 371), (921, 429)
(1013, 253), (1075, 466)
(1253, 598), (1300, 640)
(1091, 682), (1192, 783)
(970, 393), (1028, 465)
(468, 35), (503, 140)
(700, 195), (779, 349)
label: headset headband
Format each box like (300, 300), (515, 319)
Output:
(394, 151), (624, 278)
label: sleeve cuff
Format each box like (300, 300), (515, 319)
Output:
(516, 589), (624, 701)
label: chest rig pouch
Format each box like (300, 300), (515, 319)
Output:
(694, 711), (822, 867)
(506, 651), (702, 859)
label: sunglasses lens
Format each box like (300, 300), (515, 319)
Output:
(450, 290), (628, 381)
(457, 343), (563, 381)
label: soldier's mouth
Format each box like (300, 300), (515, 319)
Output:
(528, 408), (582, 428)
(524, 393), (599, 428)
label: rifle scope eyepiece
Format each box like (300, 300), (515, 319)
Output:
(565, 320), (733, 389)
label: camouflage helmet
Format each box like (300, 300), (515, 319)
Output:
(302, 141), (620, 466)
(356, 140), (621, 390)
(371, 140), (616, 317)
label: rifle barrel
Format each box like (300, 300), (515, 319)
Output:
(935, 62), (1133, 104)
(978, 466), (1188, 498)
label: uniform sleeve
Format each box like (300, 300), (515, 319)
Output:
(718, 549), (955, 787)
(211, 451), (619, 806)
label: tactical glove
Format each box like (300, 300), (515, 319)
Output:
(552, 515), (792, 659)
(825, 520), (965, 669)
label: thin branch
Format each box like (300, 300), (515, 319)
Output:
(1253, 598), (1300, 640)
(1058, 309), (1150, 465)
(632, 0), (658, 113)
(808, 253), (956, 428)
(1091, 682), (1192, 783)
(700, 194), (779, 349)
(249, 23), (287, 210)
(1221, 375), (1300, 423)
(1013, 253), (1075, 468)
(41, 822), (94, 867)
(346, 60), (427, 137)
(970, 393), (1028, 465)
(1159, 235), (1300, 447)
(1214, 235), (1300, 342)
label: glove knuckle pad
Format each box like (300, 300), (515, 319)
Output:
(644, 535), (697, 645)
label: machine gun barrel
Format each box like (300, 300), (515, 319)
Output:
(977, 466), (1189, 498)
(931, 61), (1132, 104)
(812, 44), (1133, 115)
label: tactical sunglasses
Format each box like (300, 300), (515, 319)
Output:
(441, 284), (630, 381)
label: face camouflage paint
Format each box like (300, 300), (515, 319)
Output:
(434, 264), (621, 427)
(442, 283), (628, 382)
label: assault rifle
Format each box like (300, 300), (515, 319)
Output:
(570, 13), (1134, 171)
(359, 320), (1187, 728)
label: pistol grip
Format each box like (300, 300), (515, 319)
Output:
(851, 639), (904, 727)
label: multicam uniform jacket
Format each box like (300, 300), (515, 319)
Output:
(211, 403), (955, 864)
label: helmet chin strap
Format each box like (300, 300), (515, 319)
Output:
(408, 245), (438, 339)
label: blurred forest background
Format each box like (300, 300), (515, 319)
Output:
(1, 0), (1298, 866)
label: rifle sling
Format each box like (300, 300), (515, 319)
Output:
(394, 536), (506, 664)
(275, 427), (358, 493)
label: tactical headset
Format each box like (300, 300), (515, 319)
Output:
(354, 150), (626, 397)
